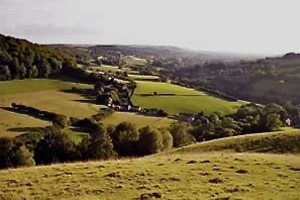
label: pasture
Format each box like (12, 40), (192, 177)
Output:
(102, 112), (174, 128)
(128, 74), (160, 81)
(0, 146), (299, 199)
(123, 55), (147, 66)
(131, 81), (246, 115)
(0, 79), (97, 136)
(0, 78), (91, 95)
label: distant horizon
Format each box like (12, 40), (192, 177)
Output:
(1, 0), (299, 56)
(2, 32), (286, 58)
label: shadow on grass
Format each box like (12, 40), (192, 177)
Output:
(7, 127), (46, 133)
(0, 106), (50, 122)
(48, 75), (89, 85)
(134, 93), (204, 97)
(59, 89), (93, 97)
(72, 99), (98, 104)
(69, 126), (91, 134)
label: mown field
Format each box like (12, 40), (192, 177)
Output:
(128, 74), (160, 81)
(131, 81), (246, 115)
(0, 78), (97, 136)
(102, 112), (174, 128)
(1, 131), (299, 200)
(123, 56), (147, 66)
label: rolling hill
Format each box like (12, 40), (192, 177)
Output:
(0, 130), (299, 200)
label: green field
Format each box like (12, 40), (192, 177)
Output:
(1, 131), (299, 200)
(131, 81), (246, 115)
(123, 56), (147, 66)
(0, 79), (98, 136)
(0, 78), (91, 95)
(102, 112), (174, 128)
(128, 74), (160, 80)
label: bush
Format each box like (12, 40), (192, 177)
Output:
(77, 124), (116, 160)
(0, 137), (35, 169)
(34, 131), (76, 165)
(169, 123), (196, 147)
(110, 122), (139, 156)
(52, 114), (68, 128)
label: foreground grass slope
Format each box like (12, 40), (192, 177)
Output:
(131, 81), (246, 115)
(1, 131), (299, 200)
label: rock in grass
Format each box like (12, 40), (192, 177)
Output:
(140, 192), (162, 199)
(200, 159), (210, 163)
(186, 160), (197, 164)
(174, 158), (182, 162)
(209, 178), (223, 184)
(236, 169), (248, 174)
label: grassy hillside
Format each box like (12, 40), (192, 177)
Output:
(0, 131), (299, 200)
(0, 78), (91, 95)
(131, 81), (245, 115)
(170, 130), (300, 154)
(123, 56), (147, 66)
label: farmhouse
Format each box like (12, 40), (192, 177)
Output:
(179, 113), (195, 123)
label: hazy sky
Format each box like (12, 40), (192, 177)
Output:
(1, 0), (299, 55)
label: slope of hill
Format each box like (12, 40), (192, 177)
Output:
(169, 130), (300, 154)
(0, 131), (299, 200)
(165, 52), (300, 105)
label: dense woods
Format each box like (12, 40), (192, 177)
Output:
(0, 34), (81, 80)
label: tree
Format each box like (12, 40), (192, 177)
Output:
(27, 65), (39, 78)
(37, 59), (51, 78)
(263, 103), (287, 120)
(0, 137), (35, 169)
(0, 65), (11, 80)
(52, 114), (68, 129)
(110, 122), (139, 156)
(34, 131), (76, 164)
(169, 122), (195, 147)
(0, 137), (14, 169)
(138, 126), (164, 155)
(265, 113), (282, 131)
(159, 127), (173, 151)
(78, 124), (116, 160)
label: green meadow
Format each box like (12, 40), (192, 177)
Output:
(128, 74), (160, 80)
(0, 78), (91, 95)
(123, 56), (147, 66)
(131, 81), (246, 115)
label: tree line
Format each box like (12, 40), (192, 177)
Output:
(0, 34), (81, 81)
(2, 100), (298, 169)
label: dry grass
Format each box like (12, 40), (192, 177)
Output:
(0, 90), (98, 136)
(0, 153), (299, 200)
(169, 130), (300, 155)
(102, 112), (175, 128)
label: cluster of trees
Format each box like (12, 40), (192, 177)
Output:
(11, 103), (68, 128)
(0, 121), (196, 169)
(190, 102), (300, 142)
(94, 77), (136, 106)
(0, 34), (79, 81)
(2, 101), (298, 169)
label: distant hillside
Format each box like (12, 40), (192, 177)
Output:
(89, 44), (259, 63)
(162, 52), (300, 105)
(170, 130), (300, 154)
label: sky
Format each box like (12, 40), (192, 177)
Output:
(1, 0), (299, 55)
